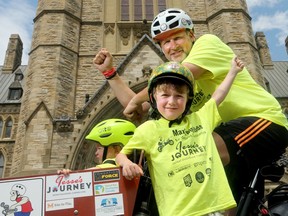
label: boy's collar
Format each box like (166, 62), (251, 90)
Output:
(158, 117), (184, 128)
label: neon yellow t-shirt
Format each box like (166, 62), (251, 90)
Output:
(121, 99), (236, 216)
(96, 159), (117, 169)
(182, 34), (288, 129)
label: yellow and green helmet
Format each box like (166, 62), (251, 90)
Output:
(148, 61), (194, 97)
(85, 119), (136, 147)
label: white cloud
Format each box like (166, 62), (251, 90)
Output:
(246, 0), (288, 55)
(246, 0), (281, 8)
(0, 0), (35, 65)
(252, 11), (288, 46)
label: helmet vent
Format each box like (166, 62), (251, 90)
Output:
(166, 15), (176, 22)
(169, 20), (179, 29)
(168, 10), (181, 14)
(97, 122), (106, 127)
(153, 20), (160, 27)
(124, 131), (134, 136)
(100, 133), (112, 138)
(153, 30), (161, 35)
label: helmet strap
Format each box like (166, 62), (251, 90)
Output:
(102, 146), (108, 162)
(168, 118), (182, 128)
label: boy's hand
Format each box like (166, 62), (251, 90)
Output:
(122, 160), (144, 180)
(231, 56), (244, 74)
(57, 169), (72, 176)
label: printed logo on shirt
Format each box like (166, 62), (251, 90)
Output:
(158, 137), (174, 152)
(158, 123), (205, 153)
(172, 125), (203, 136)
(171, 141), (206, 161)
(194, 160), (207, 167)
(183, 174), (193, 187)
(206, 168), (211, 176)
(195, 172), (205, 183)
(192, 90), (205, 106)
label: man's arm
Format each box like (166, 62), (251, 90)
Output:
(94, 48), (150, 121)
(123, 87), (150, 121)
(94, 48), (135, 107)
(107, 74), (137, 107)
(182, 62), (207, 80)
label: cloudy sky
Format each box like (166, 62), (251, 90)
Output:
(0, 0), (287, 65)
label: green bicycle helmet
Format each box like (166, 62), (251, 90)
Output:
(85, 118), (136, 147)
(148, 62), (194, 123)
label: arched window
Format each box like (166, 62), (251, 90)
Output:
(0, 118), (3, 138)
(0, 152), (4, 178)
(4, 119), (13, 138)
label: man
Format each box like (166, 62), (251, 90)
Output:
(93, 8), (288, 213)
(58, 118), (136, 174)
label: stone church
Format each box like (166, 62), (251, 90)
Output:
(0, 0), (287, 187)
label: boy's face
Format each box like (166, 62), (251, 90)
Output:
(159, 29), (194, 63)
(154, 84), (188, 121)
(94, 143), (104, 164)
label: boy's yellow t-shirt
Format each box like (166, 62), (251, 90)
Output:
(182, 34), (288, 129)
(121, 99), (236, 216)
(96, 159), (117, 169)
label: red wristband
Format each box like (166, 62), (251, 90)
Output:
(103, 67), (117, 79)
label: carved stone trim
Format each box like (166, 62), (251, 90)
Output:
(53, 115), (74, 132)
(104, 23), (115, 35)
(119, 27), (131, 46)
(142, 65), (152, 77)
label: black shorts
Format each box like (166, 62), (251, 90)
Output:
(214, 117), (288, 203)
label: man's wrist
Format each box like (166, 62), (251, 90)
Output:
(103, 67), (117, 79)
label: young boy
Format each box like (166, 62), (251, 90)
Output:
(116, 57), (244, 216)
(58, 118), (136, 174)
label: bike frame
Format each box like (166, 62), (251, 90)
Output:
(236, 153), (288, 216)
(236, 169), (260, 216)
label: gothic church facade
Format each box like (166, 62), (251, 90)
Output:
(0, 0), (286, 181)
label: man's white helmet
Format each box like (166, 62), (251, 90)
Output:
(151, 8), (194, 40)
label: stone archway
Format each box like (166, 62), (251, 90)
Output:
(71, 81), (148, 170)
(72, 98), (126, 170)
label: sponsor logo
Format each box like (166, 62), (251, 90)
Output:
(94, 169), (120, 182)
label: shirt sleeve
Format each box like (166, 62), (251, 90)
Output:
(120, 121), (154, 155)
(182, 34), (235, 79)
(197, 99), (222, 131)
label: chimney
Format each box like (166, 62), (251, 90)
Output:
(255, 32), (273, 69)
(2, 34), (23, 73)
